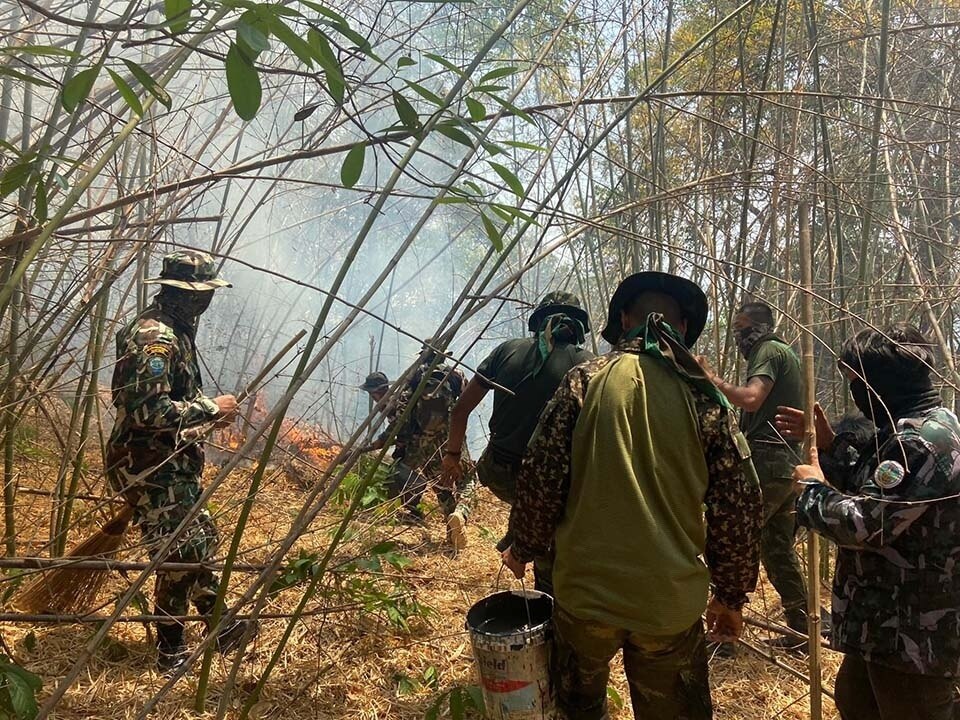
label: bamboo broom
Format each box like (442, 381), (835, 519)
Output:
(14, 330), (306, 615)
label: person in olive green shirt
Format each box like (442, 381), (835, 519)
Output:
(440, 292), (593, 588)
(699, 301), (809, 643)
(503, 272), (761, 720)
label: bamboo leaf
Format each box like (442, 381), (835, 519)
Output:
(392, 91), (419, 130)
(487, 94), (534, 124)
(238, 15), (271, 55)
(294, 102), (320, 121)
(465, 97), (486, 121)
(0, 67), (54, 88)
(34, 177), (48, 224)
(424, 52), (463, 76)
(404, 80), (443, 106)
(297, 0), (347, 25)
(480, 212), (503, 251)
(488, 161), (524, 197)
(465, 685), (485, 712)
(0, 45), (77, 58)
(121, 59), (172, 109)
(502, 139), (545, 152)
(340, 142), (365, 188)
(267, 17), (315, 68)
(478, 65), (518, 83)
(164, 0), (192, 34)
(60, 67), (99, 112)
(396, 55), (416, 68)
(0, 158), (35, 199)
(307, 28), (345, 103)
(225, 42), (262, 120)
(449, 687), (464, 720)
(107, 69), (143, 117)
(436, 124), (474, 149)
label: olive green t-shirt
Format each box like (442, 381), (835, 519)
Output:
(477, 338), (593, 463)
(739, 338), (803, 442)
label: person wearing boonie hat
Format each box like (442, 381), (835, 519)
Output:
(105, 249), (253, 675)
(502, 271), (762, 720)
(440, 291), (594, 584)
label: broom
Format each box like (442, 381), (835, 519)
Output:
(14, 330), (306, 615)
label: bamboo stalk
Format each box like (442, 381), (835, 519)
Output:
(798, 200), (823, 720)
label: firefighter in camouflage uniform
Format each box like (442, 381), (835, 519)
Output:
(361, 361), (477, 550)
(782, 324), (960, 719)
(106, 250), (253, 674)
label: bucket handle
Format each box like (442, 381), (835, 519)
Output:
(496, 563), (534, 630)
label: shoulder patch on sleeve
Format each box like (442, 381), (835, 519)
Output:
(874, 459), (906, 489)
(144, 343), (171, 358)
(146, 355), (167, 376)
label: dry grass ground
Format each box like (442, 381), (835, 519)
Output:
(1, 433), (841, 719)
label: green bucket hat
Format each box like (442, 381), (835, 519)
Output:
(528, 291), (591, 333)
(144, 250), (232, 291)
(601, 272), (708, 347)
(360, 371), (390, 393)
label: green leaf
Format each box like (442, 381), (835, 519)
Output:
(478, 65), (519, 84)
(404, 81), (443, 106)
(480, 212), (503, 251)
(1, 661), (42, 719)
(0, 158), (36, 198)
(164, 0), (192, 33)
(0, 66), (53, 88)
(22, 633), (36, 654)
(392, 91), (419, 130)
(298, 0), (347, 25)
(225, 42), (262, 120)
(294, 102), (321, 121)
(424, 52), (463, 76)
(465, 685), (485, 712)
(238, 15), (271, 55)
(60, 67), (98, 112)
(34, 179), (48, 223)
(606, 685), (624, 710)
(488, 94), (534, 124)
(396, 55), (416, 68)
(502, 139), (546, 152)
(267, 17), (314, 68)
(0, 45), (77, 58)
(465, 97), (485, 122)
(121, 60), (172, 109)
(449, 687), (464, 720)
(422, 665), (438, 688)
(436, 124), (474, 149)
(340, 142), (365, 188)
(424, 693), (444, 720)
(488, 161), (524, 197)
(107, 69), (143, 117)
(307, 29), (345, 103)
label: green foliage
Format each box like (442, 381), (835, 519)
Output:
(121, 60), (172, 109)
(0, 655), (42, 720)
(107, 69), (144, 117)
(226, 42), (262, 120)
(424, 685), (485, 720)
(606, 685), (624, 710)
(60, 67), (99, 112)
(269, 550), (322, 595)
(0, 157), (37, 200)
(340, 143), (366, 189)
(164, 0), (193, 33)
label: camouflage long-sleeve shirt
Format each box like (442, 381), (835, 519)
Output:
(796, 406), (960, 677)
(509, 340), (762, 615)
(106, 306), (220, 484)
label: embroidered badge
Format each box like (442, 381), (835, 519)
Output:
(874, 460), (906, 490)
(144, 343), (171, 358)
(147, 356), (166, 376)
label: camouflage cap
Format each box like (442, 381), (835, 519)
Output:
(528, 290), (591, 332)
(144, 250), (232, 291)
(360, 371), (390, 392)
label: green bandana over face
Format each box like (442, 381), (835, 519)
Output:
(624, 314), (732, 410)
(531, 313), (586, 377)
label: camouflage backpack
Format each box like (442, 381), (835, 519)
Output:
(408, 364), (463, 435)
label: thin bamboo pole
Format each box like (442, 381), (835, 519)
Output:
(799, 200), (823, 720)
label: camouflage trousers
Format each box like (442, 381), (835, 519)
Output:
(834, 653), (958, 720)
(476, 449), (554, 595)
(108, 470), (220, 625)
(388, 461), (478, 520)
(552, 606), (712, 720)
(754, 445), (807, 617)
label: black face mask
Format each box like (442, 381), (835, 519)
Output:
(849, 378), (878, 421)
(848, 374), (940, 427)
(156, 287), (214, 331)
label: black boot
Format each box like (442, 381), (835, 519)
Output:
(765, 608), (807, 650)
(205, 616), (259, 654)
(156, 623), (189, 675)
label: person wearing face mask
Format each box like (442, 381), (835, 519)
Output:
(106, 250), (253, 674)
(698, 301), (809, 647)
(777, 324), (960, 719)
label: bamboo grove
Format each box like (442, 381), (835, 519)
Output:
(1, 0), (960, 717)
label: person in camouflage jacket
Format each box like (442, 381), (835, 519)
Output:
(503, 272), (762, 720)
(361, 362), (477, 550)
(782, 324), (960, 719)
(106, 250), (252, 674)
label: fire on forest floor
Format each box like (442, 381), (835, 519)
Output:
(1, 440), (841, 720)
